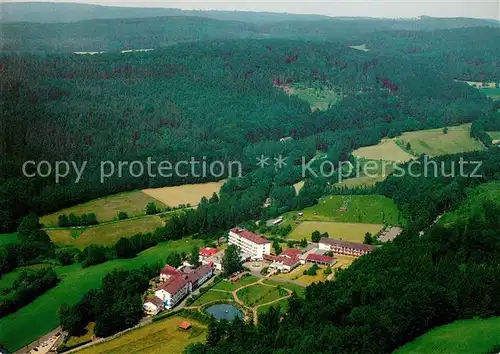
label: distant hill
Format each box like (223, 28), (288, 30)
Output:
(0, 2), (328, 23)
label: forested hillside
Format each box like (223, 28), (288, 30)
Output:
(1, 36), (496, 232)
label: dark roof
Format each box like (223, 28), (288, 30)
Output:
(230, 227), (270, 245)
(319, 237), (375, 252)
(306, 253), (335, 264)
(186, 264), (212, 283)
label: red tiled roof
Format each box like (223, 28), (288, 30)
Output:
(145, 296), (164, 308)
(264, 254), (300, 267)
(306, 253), (335, 264)
(158, 274), (188, 295)
(179, 321), (191, 330)
(200, 247), (218, 257)
(319, 237), (375, 252)
(160, 265), (181, 276)
(230, 227), (270, 245)
(281, 249), (302, 258)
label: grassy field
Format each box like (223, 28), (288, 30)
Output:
(65, 322), (95, 348)
(289, 194), (404, 225)
(212, 275), (260, 292)
(40, 190), (166, 226)
(261, 279), (306, 298)
(77, 316), (207, 354)
(0, 238), (203, 352)
(0, 264), (54, 290)
(440, 181), (500, 227)
(274, 264), (328, 286)
(142, 180), (225, 208)
(0, 233), (19, 246)
(481, 87), (500, 100)
(257, 298), (289, 315)
(288, 221), (383, 242)
(236, 284), (287, 307)
(47, 215), (165, 249)
(396, 124), (484, 156)
(190, 290), (234, 307)
(289, 83), (341, 111)
(488, 131), (500, 144)
(337, 160), (394, 188)
(352, 139), (414, 162)
(395, 317), (500, 354)
(293, 181), (305, 194)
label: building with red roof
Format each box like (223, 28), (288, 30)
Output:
(281, 249), (303, 258)
(199, 247), (218, 259)
(306, 253), (336, 265)
(160, 265), (181, 282)
(264, 254), (301, 272)
(318, 237), (374, 257)
(229, 227), (271, 260)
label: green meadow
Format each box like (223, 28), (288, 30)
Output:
(0, 238), (202, 352)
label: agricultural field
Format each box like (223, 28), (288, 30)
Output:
(77, 316), (207, 354)
(40, 190), (166, 226)
(288, 83), (341, 111)
(396, 124), (484, 156)
(0, 238), (203, 352)
(274, 264), (328, 286)
(395, 317), (500, 354)
(337, 159), (395, 188)
(352, 139), (414, 162)
(142, 180), (225, 207)
(47, 215), (165, 248)
(212, 275), (260, 292)
(190, 290), (234, 307)
(288, 194), (404, 225)
(0, 232), (19, 246)
(237, 284), (288, 307)
(288, 221), (383, 242)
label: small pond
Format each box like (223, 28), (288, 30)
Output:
(205, 304), (243, 321)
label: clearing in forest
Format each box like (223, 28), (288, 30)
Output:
(0, 239), (204, 352)
(293, 181), (305, 194)
(288, 221), (382, 243)
(40, 190), (166, 226)
(396, 124), (484, 156)
(142, 180), (225, 207)
(288, 195), (404, 226)
(488, 131), (500, 144)
(337, 159), (394, 188)
(395, 317), (500, 354)
(352, 139), (414, 162)
(349, 44), (369, 52)
(76, 316), (206, 354)
(47, 215), (165, 248)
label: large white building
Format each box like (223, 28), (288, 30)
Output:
(228, 227), (271, 260)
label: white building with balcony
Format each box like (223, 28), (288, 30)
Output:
(228, 227), (271, 260)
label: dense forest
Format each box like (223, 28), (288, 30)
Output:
(1, 32), (498, 233)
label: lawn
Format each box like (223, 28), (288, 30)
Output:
(77, 316), (207, 354)
(212, 275), (260, 292)
(236, 284), (287, 307)
(261, 279), (306, 298)
(274, 264), (328, 286)
(395, 317), (500, 354)
(40, 190), (166, 226)
(65, 322), (95, 348)
(190, 290), (234, 307)
(288, 221), (383, 242)
(142, 180), (225, 208)
(0, 238), (203, 352)
(396, 124), (484, 156)
(47, 215), (165, 248)
(0, 263), (56, 290)
(352, 139), (414, 162)
(289, 194), (404, 225)
(0, 233), (19, 246)
(257, 298), (289, 316)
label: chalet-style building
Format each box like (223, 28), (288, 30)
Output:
(305, 253), (336, 266)
(318, 237), (374, 257)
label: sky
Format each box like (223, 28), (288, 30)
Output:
(5, 0), (500, 19)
